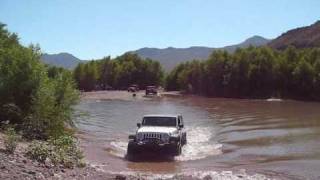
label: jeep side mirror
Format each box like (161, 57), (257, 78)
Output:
(137, 123), (141, 128)
(179, 124), (184, 128)
(128, 135), (135, 140)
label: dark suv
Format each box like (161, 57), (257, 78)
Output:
(127, 84), (139, 92)
(145, 86), (157, 95)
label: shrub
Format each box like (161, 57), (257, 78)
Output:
(4, 127), (18, 154)
(26, 141), (49, 163)
(48, 135), (84, 167)
(26, 135), (85, 168)
(22, 70), (79, 139)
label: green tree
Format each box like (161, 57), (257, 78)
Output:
(73, 53), (164, 91)
(165, 46), (320, 101)
(0, 23), (79, 139)
(292, 59), (314, 98)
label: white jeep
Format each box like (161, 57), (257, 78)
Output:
(127, 114), (187, 157)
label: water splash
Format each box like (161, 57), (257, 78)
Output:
(109, 141), (127, 157)
(108, 126), (222, 161)
(266, 98), (282, 102)
(176, 126), (222, 161)
(91, 169), (273, 180)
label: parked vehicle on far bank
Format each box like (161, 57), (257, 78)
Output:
(145, 86), (157, 95)
(127, 84), (139, 92)
(127, 114), (187, 158)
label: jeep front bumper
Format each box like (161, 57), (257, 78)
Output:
(129, 137), (180, 154)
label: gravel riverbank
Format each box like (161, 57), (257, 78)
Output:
(0, 133), (120, 180)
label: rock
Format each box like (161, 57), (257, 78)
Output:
(17, 164), (25, 168)
(53, 173), (62, 179)
(28, 170), (36, 175)
(0, 165), (6, 169)
(115, 174), (126, 180)
(237, 175), (244, 178)
(22, 159), (27, 164)
(203, 175), (212, 180)
(36, 173), (45, 179)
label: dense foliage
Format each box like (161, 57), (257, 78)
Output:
(0, 23), (79, 139)
(166, 46), (320, 100)
(73, 53), (164, 91)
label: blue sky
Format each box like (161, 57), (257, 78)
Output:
(0, 0), (319, 59)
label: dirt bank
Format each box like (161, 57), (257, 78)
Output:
(0, 133), (123, 180)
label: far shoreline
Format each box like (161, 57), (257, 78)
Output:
(80, 90), (182, 101)
(80, 90), (320, 104)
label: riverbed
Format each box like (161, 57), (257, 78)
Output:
(75, 91), (320, 179)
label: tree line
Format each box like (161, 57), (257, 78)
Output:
(166, 46), (320, 100)
(73, 53), (164, 91)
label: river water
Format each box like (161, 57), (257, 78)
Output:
(75, 92), (320, 179)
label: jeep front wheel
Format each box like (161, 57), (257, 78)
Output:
(182, 133), (187, 145)
(175, 144), (182, 156)
(127, 141), (137, 157)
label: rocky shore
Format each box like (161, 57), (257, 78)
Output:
(0, 133), (119, 180)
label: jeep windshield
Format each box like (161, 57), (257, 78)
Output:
(142, 117), (176, 127)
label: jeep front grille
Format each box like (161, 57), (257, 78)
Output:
(137, 132), (169, 142)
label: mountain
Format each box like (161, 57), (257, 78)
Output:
(41, 53), (81, 69)
(40, 36), (271, 71)
(268, 21), (320, 49)
(223, 35), (271, 51)
(133, 36), (270, 71)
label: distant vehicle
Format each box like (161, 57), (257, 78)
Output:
(145, 86), (157, 95)
(127, 84), (139, 92)
(104, 85), (113, 90)
(127, 114), (187, 158)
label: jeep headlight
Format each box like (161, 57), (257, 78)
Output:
(137, 133), (143, 141)
(169, 131), (179, 137)
(161, 133), (170, 142)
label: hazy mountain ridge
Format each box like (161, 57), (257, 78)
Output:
(41, 53), (81, 69)
(268, 21), (320, 49)
(134, 36), (270, 71)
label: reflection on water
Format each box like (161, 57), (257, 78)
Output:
(75, 95), (320, 179)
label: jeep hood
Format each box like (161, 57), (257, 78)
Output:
(137, 126), (177, 134)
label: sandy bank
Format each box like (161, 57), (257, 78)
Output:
(81, 90), (181, 101)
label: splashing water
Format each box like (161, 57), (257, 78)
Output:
(108, 126), (222, 161)
(88, 166), (272, 180)
(176, 126), (222, 161)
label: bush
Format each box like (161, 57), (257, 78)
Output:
(22, 70), (79, 140)
(4, 127), (18, 154)
(26, 141), (49, 163)
(26, 135), (85, 168)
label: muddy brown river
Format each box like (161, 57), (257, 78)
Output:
(75, 92), (320, 179)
